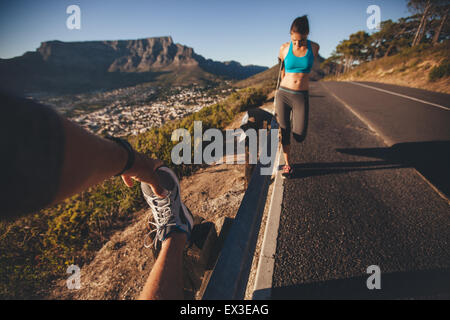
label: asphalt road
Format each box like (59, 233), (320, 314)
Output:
(271, 81), (450, 299)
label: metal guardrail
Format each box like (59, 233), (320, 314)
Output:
(202, 115), (279, 300)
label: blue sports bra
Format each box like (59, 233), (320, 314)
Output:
(284, 40), (314, 74)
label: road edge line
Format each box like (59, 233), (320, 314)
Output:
(320, 82), (394, 147)
(252, 143), (284, 300)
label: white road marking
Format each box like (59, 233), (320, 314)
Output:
(252, 142), (283, 300)
(349, 81), (450, 111)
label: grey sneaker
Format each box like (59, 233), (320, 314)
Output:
(141, 165), (194, 249)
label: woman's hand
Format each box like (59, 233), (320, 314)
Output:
(121, 152), (168, 198)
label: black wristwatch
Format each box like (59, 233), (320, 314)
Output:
(105, 135), (136, 176)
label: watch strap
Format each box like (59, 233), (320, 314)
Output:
(105, 135), (135, 176)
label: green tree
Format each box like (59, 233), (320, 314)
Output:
(408, 0), (449, 46)
(409, 0), (433, 46)
(430, 1), (450, 45)
(335, 31), (371, 73)
(321, 51), (341, 75)
(367, 17), (416, 60)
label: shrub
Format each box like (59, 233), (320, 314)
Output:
(429, 59), (450, 82)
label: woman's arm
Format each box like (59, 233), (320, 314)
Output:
(278, 43), (288, 80)
(310, 41), (320, 58)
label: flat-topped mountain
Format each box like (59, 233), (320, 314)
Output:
(0, 36), (268, 94)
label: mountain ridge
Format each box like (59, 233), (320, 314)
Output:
(0, 36), (268, 94)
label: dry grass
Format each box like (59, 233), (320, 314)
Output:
(324, 42), (450, 94)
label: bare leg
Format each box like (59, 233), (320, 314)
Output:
(282, 143), (291, 167)
(278, 128), (291, 168)
(139, 232), (187, 300)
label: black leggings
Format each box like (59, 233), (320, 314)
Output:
(275, 86), (309, 145)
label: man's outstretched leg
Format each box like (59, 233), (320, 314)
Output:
(139, 232), (186, 300)
(138, 165), (193, 300)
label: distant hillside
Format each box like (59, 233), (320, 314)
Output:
(234, 64), (278, 89)
(0, 36), (267, 94)
(234, 53), (326, 89)
(323, 42), (450, 94)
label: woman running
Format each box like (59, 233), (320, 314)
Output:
(275, 15), (320, 178)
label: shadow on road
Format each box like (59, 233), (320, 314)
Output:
(286, 160), (407, 178)
(337, 141), (450, 199)
(269, 267), (450, 300)
(285, 141), (449, 199)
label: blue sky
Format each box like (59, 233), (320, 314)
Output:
(0, 0), (410, 67)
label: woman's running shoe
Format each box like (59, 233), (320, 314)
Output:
(281, 164), (294, 179)
(141, 165), (194, 249)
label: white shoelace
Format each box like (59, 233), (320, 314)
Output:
(143, 191), (176, 249)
